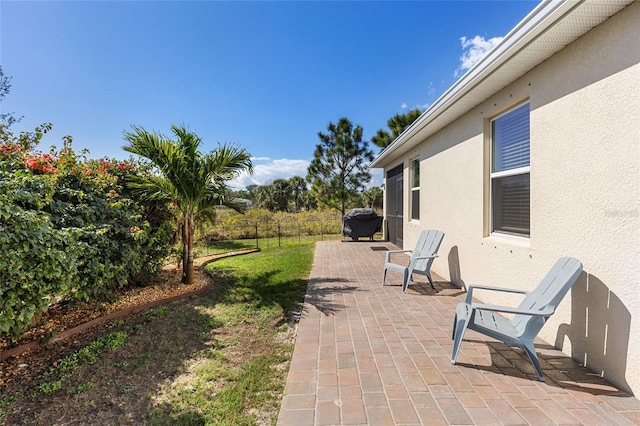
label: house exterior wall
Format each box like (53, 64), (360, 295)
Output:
(386, 2), (640, 394)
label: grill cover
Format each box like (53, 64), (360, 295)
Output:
(342, 208), (383, 241)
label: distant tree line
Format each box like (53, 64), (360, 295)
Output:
(232, 109), (422, 215)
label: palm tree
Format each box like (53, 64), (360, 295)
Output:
(123, 125), (253, 284)
(288, 176), (307, 212)
(271, 178), (292, 212)
(255, 184), (278, 212)
(361, 186), (383, 210)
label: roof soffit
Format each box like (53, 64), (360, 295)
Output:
(371, 0), (633, 168)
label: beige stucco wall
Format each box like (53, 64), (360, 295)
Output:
(387, 2), (640, 394)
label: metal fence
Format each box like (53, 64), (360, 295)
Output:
(193, 211), (348, 257)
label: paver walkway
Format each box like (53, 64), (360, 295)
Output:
(277, 240), (640, 425)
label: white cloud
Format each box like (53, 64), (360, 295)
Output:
(368, 168), (383, 188)
(456, 35), (503, 77)
(229, 157), (384, 191)
(399, 101), (429, 112)
(229, 158), (310, 189)
(427, 81), (437, 98)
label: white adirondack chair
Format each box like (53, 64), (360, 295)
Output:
(382, 230), (444, 293)
(451, 257), (583, 381)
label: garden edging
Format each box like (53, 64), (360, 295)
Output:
(0, 285), (210, 362)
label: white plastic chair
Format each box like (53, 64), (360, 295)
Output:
(382, 230), (444, 293)
(451, 257), (583, 381)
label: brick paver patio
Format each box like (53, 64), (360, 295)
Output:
(277, 240), (640, 425)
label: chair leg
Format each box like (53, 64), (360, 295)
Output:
(402, 269), (410, 293)
(381, 267), (388, 286)
(451, 303), (472, 364)
(522, 341), (545, 381)
(426, 272), (436, 290)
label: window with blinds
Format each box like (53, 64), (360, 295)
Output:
(411, 157), (420, 220)
(491, 103), (530, 237)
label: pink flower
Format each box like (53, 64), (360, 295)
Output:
(25, 153), (58, 174)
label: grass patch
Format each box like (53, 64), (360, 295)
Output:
(209, 243), (314, 311)
(194, 234), (340, 258)
(68, 382), (93, 395)
(150, 242), (314, 425)
(0, 396), (17, 420)
(145, 306), (170, 321)
(194, 239), (258, 256)
(36, 331), (128, 394)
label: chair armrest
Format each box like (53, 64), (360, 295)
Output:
(385, 249), (413, 263)
(415, 254), (438, 260)
(472, 302), (554, 317)
(409, 254), (438, 268)
(465, 285), (529, 304)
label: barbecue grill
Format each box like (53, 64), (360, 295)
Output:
(342, 208), (383, 241)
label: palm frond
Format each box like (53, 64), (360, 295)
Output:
(123, 125), (253, 232)
(204, 143), (254, 181)
(126, 173), (177, 203)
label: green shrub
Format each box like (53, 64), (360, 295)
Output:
(0, 183), (78, 336)
(199, 208), (341, 242)
(0, 136), (173, 338)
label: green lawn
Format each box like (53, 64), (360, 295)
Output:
(150, 243), (315, 425)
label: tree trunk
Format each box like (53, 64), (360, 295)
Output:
(181, 217), (194, 284)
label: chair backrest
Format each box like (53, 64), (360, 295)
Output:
(411, 230), (445, 272)
(513, 257), (583, 336)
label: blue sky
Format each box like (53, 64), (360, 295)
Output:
(1, 0), (537, 189)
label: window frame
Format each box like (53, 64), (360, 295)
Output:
(489, 102), (530, 238)
(410, 157), (420, 221)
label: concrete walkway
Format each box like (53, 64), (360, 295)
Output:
(277, 240), (640, 425)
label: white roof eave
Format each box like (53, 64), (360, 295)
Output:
(371, 0), (632, 169)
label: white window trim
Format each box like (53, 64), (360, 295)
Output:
(410, 157), (420, 221)
(486, 232), (531, 247)
(491, 166), (530, 180)
(489, 102), (530, 238)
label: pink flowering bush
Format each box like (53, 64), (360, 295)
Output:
(25, 152), (58, 173)
(0, 126), (173, 338)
